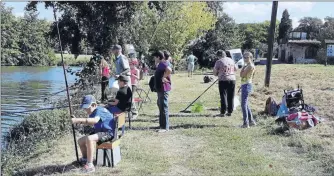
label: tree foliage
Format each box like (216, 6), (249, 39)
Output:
(278, 9), (292, 44)
(296, 17), (323, 39)
(1, 2), (56, 66)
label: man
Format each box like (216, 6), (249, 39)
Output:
(186, 51), (198, 77)
(213, 50), (237, 117)
(152, 51), (172, 132)
(71, 95), (115, 173)
(112, 45), (138, 117)
(106, 75), (132, 114)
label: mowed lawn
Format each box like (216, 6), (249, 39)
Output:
(19, 64), (334, 176)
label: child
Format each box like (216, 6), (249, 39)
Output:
(71, 95), (115, 173)
(107, 75), (132, 114)
(130, 61), (140, 93)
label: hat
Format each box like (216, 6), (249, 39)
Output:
(112, 45), (122, 50)
(116, 75), (129, 82)
(80, 95), (96, 109)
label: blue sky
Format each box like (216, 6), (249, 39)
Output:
(4, 2), (334, 28)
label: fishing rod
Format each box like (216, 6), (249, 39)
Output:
(180, 79), (218, 113)
(1, 104), (81, 116)
(52, 5), (79, 163)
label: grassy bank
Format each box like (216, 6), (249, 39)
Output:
(54, 54), (91, 66)
(3, 64), (334, 176)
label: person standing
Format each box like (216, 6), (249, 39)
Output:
(100, 57), (110, 102)
(130, 61), (140, 93)
(213, 50), (237, 117)
(112, 45), (138, 118)
(240, 52), (256, 128)
(152, 51), (172, 132)
(186, 51), (198, 77)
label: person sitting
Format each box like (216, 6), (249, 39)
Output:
(71, 95), (115, 173)
(106, 75), (132, 114)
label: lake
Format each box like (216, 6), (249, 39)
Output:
(1, 66), (82, 140)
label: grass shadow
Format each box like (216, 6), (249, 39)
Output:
(14, 161), (80, 176)
(126, 124), (220, 131)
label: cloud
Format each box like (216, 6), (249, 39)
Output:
(224, 2), (316, 25)
(291, 17), (300, 29)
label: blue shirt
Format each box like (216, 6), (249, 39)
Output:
(115, 54), (130, 75)
(89, 106), (115, 136)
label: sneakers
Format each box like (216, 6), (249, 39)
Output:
(249, 121), (257, 126)
(157, 129), (169, 133)
(81, 164), (95, 173)
(226, 113), (232, 117)
(240, 124), (250, 128)
(79, 157), (87, 165)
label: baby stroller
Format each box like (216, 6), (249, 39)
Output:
(284, 85), (305, 112)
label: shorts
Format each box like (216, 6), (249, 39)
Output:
(188, 63), (194, 72)
(90, 131), (114, 145)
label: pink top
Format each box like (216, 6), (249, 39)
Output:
(102, 67), (110, 77)
(131, 68), (139, 86)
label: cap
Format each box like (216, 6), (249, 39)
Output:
(112, 45), (122, 51)
(116, 75), (129, 82)
(80, 95), (96, 109)
(216, 50), (226, 57)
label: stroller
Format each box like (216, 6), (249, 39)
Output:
(276, 85), (319, 130)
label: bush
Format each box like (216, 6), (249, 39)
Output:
(1, 109), (71, 175)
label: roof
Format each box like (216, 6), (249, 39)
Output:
(288, 40), (321, 44)
(325, 40), (334, 44)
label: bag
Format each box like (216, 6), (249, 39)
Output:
(233, 96), (240, 110)
(286, 112), (319, 130)
(109, 77), (119, 93)
(203, 76), (212, 83)
(149, 76), (156, 92)
(265, 97), (279, 116)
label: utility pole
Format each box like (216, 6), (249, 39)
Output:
(265, 1), (278, 87)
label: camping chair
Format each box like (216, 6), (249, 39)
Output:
(284, 85), (305, 110)
(95, 113), (126, 167)
(135, 87), (151, 103)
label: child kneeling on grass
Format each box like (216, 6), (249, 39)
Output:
(71, 95), (115, 173)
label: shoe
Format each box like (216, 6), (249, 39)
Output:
(226, 113), (232, 116)
(79, 157), (87, 165)
(250, 121), (257, 126)
(81, 164), (95, 173)
(240, 124), (250, 128)
(157, 129), (169, 133)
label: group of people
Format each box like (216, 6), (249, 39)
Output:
(69, 46), (255, 173)
(213, 50), (256, 128)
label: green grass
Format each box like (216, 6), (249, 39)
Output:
(8, 64), (334, 176)
(55, 54), (91, 66)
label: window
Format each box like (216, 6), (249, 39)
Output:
(305, 46), (318, 59)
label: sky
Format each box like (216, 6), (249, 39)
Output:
(4, 1), (334, 28)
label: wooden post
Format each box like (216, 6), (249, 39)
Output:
(265, 1), (278, 87)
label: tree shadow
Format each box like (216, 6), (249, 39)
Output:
(126, 124), (221, 131)
(14, 161), (80, 176)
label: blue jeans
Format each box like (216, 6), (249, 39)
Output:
(241, 83), (254, 125)
(157, 91), (169, 130)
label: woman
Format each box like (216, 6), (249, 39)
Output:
(240, 52), (256, 128)
(100, 57), (110, 102)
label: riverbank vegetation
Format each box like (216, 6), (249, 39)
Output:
(2, 64), (334, 175)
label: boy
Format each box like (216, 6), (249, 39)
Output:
(107, 75), (132, 114)
(71, 95), (115, 173)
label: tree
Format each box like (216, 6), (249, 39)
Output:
(278, 9), (292, 44)
(187, 13), (242, 68)
(150, 2), (216, 60)
(296, 17), (323, 39)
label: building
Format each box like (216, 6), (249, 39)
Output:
(278, 31), (321, 64)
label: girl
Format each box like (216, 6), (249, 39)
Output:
(130, 61), (140, 93)
(240, 52), (256, 128)
(100, 57), (110, 102)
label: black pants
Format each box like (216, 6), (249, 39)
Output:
(218, 80), (236, 114)
(101, 76), (109, 101)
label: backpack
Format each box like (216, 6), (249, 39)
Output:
(203, 76), (212, 83)
(265, 97), (279, 116)
(149, 76), (156, 92)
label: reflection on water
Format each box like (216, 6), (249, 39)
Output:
(1, 66), (81, 138)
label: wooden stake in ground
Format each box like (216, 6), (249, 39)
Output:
(265, 1), (278, 87)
